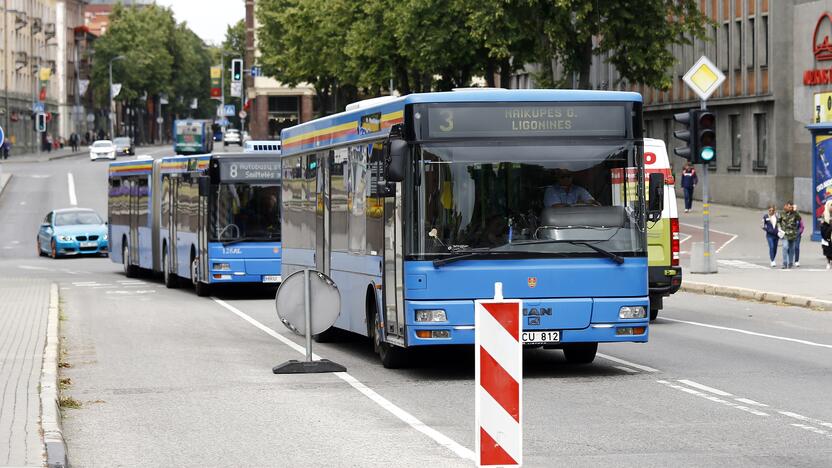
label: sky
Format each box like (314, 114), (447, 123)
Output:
(154, 0), (245, 46)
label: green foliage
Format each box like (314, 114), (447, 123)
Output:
(91, 4), (214, 118)
(254, 0), (712, 109)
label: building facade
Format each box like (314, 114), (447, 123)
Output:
(245, 0), (314, 140)
(510, 1), (832, 211)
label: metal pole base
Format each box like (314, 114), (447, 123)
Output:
(272, 359), (346, 374)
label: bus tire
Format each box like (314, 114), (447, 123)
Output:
(122, 242), (136, 277)
(163, 246), (178, 289)
(563, 343), (598, 364)
(372, 310), (408, 369)
(650, 308), (659, 321)
(191, 256), (210, 297)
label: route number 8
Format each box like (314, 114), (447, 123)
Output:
(229, 164), (238, 178)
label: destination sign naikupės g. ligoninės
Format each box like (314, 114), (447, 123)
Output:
(218, 160), (281, 182)
(423, 103), (628, 139)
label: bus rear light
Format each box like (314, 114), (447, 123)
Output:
(670, 218), (680, 267)
(616, 327), (646, 336)
(415, 309), (447, 322)
(416, 329), (451, 339)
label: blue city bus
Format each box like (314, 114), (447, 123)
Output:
(108, 148), (283, 296)
(279, 89), (662, 368)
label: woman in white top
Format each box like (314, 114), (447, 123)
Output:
(761, 205), (780, 268)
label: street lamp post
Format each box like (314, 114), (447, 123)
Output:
(108, 55), (124, 139)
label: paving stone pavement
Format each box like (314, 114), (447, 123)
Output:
(0, 278), (51, 467)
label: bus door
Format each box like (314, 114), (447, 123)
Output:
(127, 177), (141, 265)
(315, 152), (330, 275)
(382, 172), (405, 344)
(196, 176), (209, 283)
(168, 175), (180, 275)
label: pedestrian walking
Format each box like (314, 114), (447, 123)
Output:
(680, 162), (697, 213)
(780, 201), (801, 269)
(821, 200), (832, 270)
(762, 204), (780, 268)
(794, 204), (804, 267)
(1, 139), (10, 160)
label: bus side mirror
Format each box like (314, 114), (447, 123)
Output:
(198, 176), (210, 196)
(647, 172), (664, 222)
(385, 139), (408, 183)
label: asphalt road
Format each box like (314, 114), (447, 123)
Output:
(1, 147), (831, 467)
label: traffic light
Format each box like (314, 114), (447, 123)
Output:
(696, 110), (716, 164)
(672, 110), (694, 161)
(35, 112), (46, 132)
(231, 59), (243, 82)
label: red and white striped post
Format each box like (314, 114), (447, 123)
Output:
(475, 282), (522, 467)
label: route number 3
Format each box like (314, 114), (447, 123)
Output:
(438, 110), (454, 132)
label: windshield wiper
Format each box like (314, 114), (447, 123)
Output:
(432, 249), (518, 267)
(221, 237), (260, 246)
(510, 239), (625, 265)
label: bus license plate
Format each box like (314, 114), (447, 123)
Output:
(262, 275), (282, 283)
(522, 331), (560, 344)
(80, 241), (97, 248)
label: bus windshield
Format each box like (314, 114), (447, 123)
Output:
(210, 184), (281, 242)
(410, 141), (645, 259)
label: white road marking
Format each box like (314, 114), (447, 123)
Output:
(662, 317), (832, 350)
(715, 234), (739, 253)
(657, 380), (768, 416)
(679, 233), (692, 244)
(717, 259), (767, 270)
(779, 411), (832, 429)
(679, 222), (737, 237)
(790, 424), (832, 438)
(67, 172), (77, 206)
(734, 398), (768, 407)
(19, 201), (25, 205)
(677, 379), (733, 396)
(211, 298), (476, 461)
(596, 353), (660, 373)
(614, 366), (639, 373)
(19, 265), (48, 270)
(10, 240), (19, 244)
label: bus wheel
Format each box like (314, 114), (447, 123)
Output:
(373, 312), (408, 369)
(563, 343), (598, 364)
(191, 257), (210, 297)
(163, 246), (178, 289)
(650, 308), (659, 321)
(122, 243), (136, 277)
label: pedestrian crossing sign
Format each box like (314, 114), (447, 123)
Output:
(683, 56), (726, 101)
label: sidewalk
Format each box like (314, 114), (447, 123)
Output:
(0, 280), (66, 467)
(0, 147), (87, 164)
(677, 198), (832, 310)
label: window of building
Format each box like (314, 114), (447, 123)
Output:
(730, 114), (742, 169)
(754, 113), (768, 171)
(644, 119), (652, 138)
(748, 17), (755, 68)
(664, 118), (672, 153)
(761, 16), (769, 67)
(721, 22), (730, 71)
(734, 20), (743, 70)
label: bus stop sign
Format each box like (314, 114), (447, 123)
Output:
(0, 125), (4, 148)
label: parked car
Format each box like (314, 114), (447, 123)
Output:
(37, 208), (109, 258)
(89, 140), (116, 161)
(113, 136), (135, 156)
(223, 129), (242, 146)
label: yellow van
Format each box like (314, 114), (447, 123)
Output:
(645, 138), (682, 321)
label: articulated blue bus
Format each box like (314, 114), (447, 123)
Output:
(280, 89), (661, 367)
(108, 148), (282, 296)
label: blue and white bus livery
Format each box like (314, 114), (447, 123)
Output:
(108, 149), (283, 296)
(280, 90), (662, 367)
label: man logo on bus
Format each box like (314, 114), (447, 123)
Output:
(527, 277), (537, 288)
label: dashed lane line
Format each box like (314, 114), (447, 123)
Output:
(211, 298), (476, 462)
(677, 379), (733, 396)
(67, 172), (77, 206)
(661, 317), (832, 350)
(596, 353), (660, 373)
(657, 380), (769, 417)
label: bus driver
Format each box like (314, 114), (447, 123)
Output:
(543, 169), (599, 207)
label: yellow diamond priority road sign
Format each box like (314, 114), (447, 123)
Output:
(682, 56), (726, 101)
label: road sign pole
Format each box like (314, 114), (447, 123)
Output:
(700, 100), (712, 272)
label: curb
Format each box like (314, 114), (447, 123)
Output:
(681, 281), (832, 311)
(47, 151), (86, 161)
(0, 173), (11, 198)
(40, 283), (68, 468)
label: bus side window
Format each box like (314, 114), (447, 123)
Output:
(331, 148), (349, 252)
(348, 145), (367, 254)
(366, 143), (385, 255)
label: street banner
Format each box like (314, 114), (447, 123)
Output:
(210, 65), (222, 99)
(39, 67), (52, 82)
(111, 83), (122, 98)
(813, 134), (832, 236)
(78, 79), (89, 96)
(475, 283), (522, 467)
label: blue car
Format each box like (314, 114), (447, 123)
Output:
(37, 208), (109, 258)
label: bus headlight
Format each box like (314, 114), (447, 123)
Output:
(415, 309), (447, 322)
(619, 306), (646, 319)
(213, 263), (231, 271)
